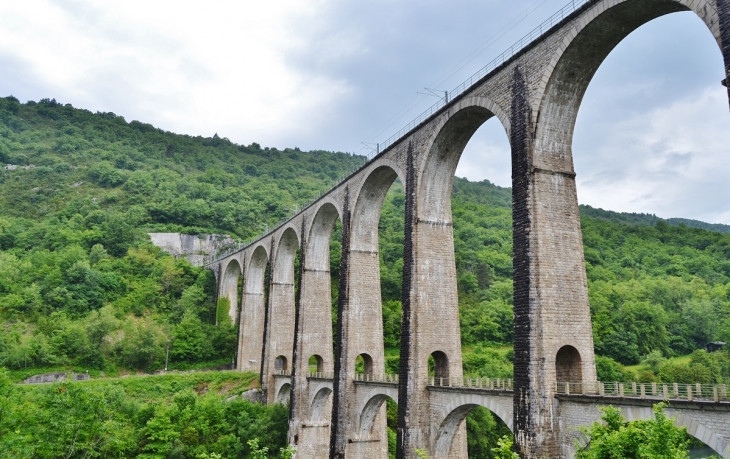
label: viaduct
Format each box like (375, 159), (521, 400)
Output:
(205, 0), (730, 457)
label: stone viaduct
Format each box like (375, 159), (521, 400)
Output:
(205, 0), (730, 457)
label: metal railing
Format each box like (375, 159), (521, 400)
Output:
(354, 373), (399, 384)
(428, 377), (513, 390)
(307, 371), (334, 379)
(556, 381), (729, 402)
(204, 0), (594, 266)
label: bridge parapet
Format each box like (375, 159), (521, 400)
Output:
(427, 376), (513, 391)
(557, 381), (729, 403)
(353, 373), (399, 384)
(307, 371), (334, 380)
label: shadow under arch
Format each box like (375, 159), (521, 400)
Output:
(534, 0), (727, 165)
(433, 396), (514, 458)
(310, 386), (333, 422)
(556, 345), (582, 383)
(275, 382), (291, 405)
(417, 96), (511, 223)
(356, 385), (399, 438)
(219, 258), (242, 324)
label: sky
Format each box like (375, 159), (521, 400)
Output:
(0, 0), (728, 223)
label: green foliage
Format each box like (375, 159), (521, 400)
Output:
(642, 350), (667, 371)
(595, 356), (634, 382)
(491, 436), (519, 459)
(0, 370), (288, 458)
(462, 346), (513, 378)
(466, 407), (513, 459)
(216, 297), (231, 326)
(576, 403), (690, 459)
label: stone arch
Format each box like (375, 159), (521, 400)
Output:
(417, 96), (511, 223)
(433, 394), (514, 458)
(556, 345), (582, 383)
(305, 201), (341, 272)
(355, 385), (399, 438)
(272, 226), (299, 284)
(310, 386), (333, 422)
(275, 383), (291, 405)
(245, 244), (269, 294)
(219, 258), (242, 324)
(534, 0), (726, 168)
(350, 159), (405, 252)
(615, 406), (730, 458)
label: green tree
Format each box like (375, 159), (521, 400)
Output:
(575, 403), (689, 459)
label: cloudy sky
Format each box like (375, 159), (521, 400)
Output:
(0, 0), (728, 222)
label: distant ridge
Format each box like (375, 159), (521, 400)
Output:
(579, 204), (730, 234)
(454, 179), (730, 234)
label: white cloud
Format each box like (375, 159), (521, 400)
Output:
(575, 86), (730, 223)
(0, 0), (350, 144)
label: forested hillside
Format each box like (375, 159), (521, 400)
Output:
(0, 95), (729, 386)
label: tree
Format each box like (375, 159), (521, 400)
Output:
(575, 403), (690, 459)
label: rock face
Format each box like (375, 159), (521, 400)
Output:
(22, 372), (90, 384)
(148, 233), (234, 266)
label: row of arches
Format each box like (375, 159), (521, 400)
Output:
(211, 0), (729, 455)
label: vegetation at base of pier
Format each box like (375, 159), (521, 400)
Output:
(0, 369), (293, 458)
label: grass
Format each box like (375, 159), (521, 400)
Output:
(5, 357), (235, 383)
(16, 370), (260, 403)
(625, 353), (693, 373)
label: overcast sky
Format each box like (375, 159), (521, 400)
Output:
(0, 0), (728, 222)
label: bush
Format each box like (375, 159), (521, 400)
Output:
(576, 403), (690, 459)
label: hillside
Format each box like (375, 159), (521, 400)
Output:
(0, 96), (729, 386)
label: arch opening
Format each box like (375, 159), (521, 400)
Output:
(350, 163), (405, 357)
(418, 102), (510, 223)
(355, 353), (374, 375)
(265, 227), (299, 392)
(273, 227), (299, 285)
(569, 9), (730, 231)
(274, 355), (288, 372)
(541, 2), (730, 374)
(219, 259), (242, 324)
(356, 391), (398, 456)
(237, 245), (269, 372)
(301, 201), (340, 373)
(434, 401), (513, 459)
(428, 351), (450, 381)
(245, 245), (269, 295)
(556, 345), (582, 383)
(308, 354), (324, 374)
